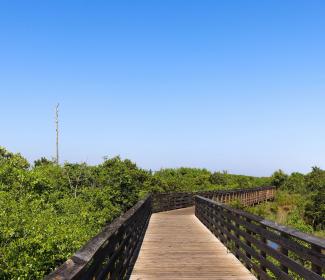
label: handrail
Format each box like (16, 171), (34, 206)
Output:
(45, 195), (152, 280)
(45, 186), (276, 279)
(195, 195), (325, 279)
(152, 185), (276, 212)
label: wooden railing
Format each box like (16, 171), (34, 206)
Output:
(46, 186), (276, 279)
(152, 186), (275, 212)
(195, 195), (325, 280)
(45, 196), (152, 280)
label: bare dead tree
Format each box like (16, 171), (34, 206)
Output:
(55, 103), (59, 164)
(62, 163), (92, 198)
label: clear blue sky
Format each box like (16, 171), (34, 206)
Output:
(1, 1), (325, 176)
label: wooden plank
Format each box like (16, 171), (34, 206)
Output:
(130, 207), (256, 280)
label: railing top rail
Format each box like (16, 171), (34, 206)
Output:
(156, 185), (276, 195)
(195, 195), (325, 249)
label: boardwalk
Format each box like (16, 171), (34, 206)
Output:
(130, 207), (257, 280)
(47, 187), (324, 280)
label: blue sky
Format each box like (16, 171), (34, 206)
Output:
(1, 1), (325, 176)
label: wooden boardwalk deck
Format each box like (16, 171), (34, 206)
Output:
(130, 207), (257, 280)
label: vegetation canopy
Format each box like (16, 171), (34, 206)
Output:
(0, 147), (324, 279)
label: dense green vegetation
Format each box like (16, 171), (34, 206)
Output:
(246, 168), (325, 237)
(0, 147), (271, 279)
(1, 146), (324, 279)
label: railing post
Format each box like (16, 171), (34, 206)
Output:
(215, 204), (222, 239)
(279, 232), (289, 274)
(211, 204), (217, 238)
(260, 225), (267, 274)
(311, 244), (323, 275)
(245, 217), (252, 260)
(235, 213), (240, 259)
(225, 209), (232, 251)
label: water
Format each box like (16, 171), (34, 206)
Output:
(267, 240), (279, 250)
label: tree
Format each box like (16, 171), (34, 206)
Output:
(210, 171), (228, 186)
(282, 172), (306, 193)
(34, 157), (54, 167)
(271, 169), (288, 188)
(305, 166), (325, 192)
(62, 163), (95, 198)
(305, 190), (325, 230)
(0, 147), (31, 192)
(304, 167), (325, 230)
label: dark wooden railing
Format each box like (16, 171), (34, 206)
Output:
(195, 195), (325, 280)
(152, 186), (275, 212)
(46, 196), (152, 280)
(46, 186), (276, 279)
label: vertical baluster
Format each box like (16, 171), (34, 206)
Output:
(210, 203), (214, 232)
(245, 217), (252, 260)
(311, 244), (323, 275)
(279, 233), (288, 274)
(260, 225), (267, 274)
(216, 205), (222, 239)
(242, 217), (252, 272)
(225, 209), (232, 250)
(211, 204), (215, 237)
(235, 213), (240, 259)
(216, 205), (222, 240)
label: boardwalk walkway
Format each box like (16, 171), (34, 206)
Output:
(130, 207), (257, 280)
